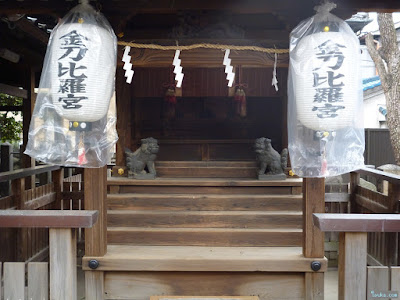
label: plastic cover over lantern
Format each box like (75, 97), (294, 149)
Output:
(287, 2), (365, 178)
(24, 1), (118, 167)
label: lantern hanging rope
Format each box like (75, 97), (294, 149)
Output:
(117, 41), (289, 54)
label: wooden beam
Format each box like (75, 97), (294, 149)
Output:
(15, 18), (49, 45)
(0, 83), (27, 99)
(313, 213), (400, 232)
(0, 210), (99, 228)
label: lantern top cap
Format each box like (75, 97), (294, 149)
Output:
(314, 2), (337, 14)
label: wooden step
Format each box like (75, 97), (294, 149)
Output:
(108, 178), (302, 195)
(107, 193), (303, 211)
(155, 161), (258, 178)
(107, 210), (302, 228)
(107, 227), (302, 246)
(82, 245), (327, 272)
(156, 166), (257, 178)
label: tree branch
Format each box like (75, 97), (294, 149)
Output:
(365, 33), (390, 91)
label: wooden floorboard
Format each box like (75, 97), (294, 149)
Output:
(83, 245), (327, 272)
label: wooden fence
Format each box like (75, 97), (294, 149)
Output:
(0, 166), (84, 263)
(0, 262), (48, 300)
(352, 168), (400, 267)
(0, 210), (98, 300)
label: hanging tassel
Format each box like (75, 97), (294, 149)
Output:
(234, 87), (247, 118)
(164, 87), (176, 119)
(78, 133), (87, 165)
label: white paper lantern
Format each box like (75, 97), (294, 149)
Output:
(291, 31), (360, 131)
(50, 23), (116, 122)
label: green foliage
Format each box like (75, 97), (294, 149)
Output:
(0, 93), (23, 143)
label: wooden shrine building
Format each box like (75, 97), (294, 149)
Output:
(1, 1), (400, 300)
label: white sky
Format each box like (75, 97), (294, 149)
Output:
(360, 12), (400, 34)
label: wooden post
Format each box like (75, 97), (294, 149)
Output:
(85, 167), (107, 300)
(0, 143), (13, 196)
(12, 177), (27, 261)
(303, 177), (325, 300)
(338, 232), (367, 300)
(22, 66), (36, 189)
(52, 168), (64, 209)
(116, 68), (132, 166)
(349, 172), (360, 213)
(50, 228), (77, 300)
(388, 182), (400, 266)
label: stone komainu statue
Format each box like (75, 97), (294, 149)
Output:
(255, 137), (288, 177)
(125, 137), (159, 179)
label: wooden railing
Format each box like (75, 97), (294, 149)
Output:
(0, 165), (62, 262)
(0, 165), (85, 262)
(0, 210), (98, 300)
(350, 168), (400, 266)
(314, 213), (400, 300)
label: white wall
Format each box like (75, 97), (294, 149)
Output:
(360, 45), (377, 79)
(363, 90), (386, 128)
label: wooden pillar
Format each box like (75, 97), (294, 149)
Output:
(338, 232), (367, 300)
(50, 228), (77, 300)
(85, 167), (107, 300)
(303, 177), (325, 300)
(115, 67), (132, 166)
(22, 66), (36, 189)
(12, 177), (26, 261)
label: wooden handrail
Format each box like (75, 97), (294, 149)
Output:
(313, 212), (400, 300)
(0, 165), (60, 182)
(313, 213), (400, 232)
(354, 167), (400, 184)
(0, 210), (98, 228)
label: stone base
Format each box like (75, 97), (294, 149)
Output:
(132, 173), (156, 180)
(258, 173), (287, 181)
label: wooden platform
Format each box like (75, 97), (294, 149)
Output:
(83, 245), (327, 272)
